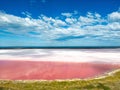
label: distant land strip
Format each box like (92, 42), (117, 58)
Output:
(0, 46), (120, 49)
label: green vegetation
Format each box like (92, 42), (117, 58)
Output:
(0, 69), (120, 90)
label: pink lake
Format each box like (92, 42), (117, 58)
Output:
(0, 60), (119, 80)
(0, 49), (120, 80)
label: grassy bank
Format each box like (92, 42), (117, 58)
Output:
(0, 69), (120, 90)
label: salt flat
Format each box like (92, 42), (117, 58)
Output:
(0, 49), (120, 63)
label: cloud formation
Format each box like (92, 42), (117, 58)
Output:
(0, 10), (120, 41)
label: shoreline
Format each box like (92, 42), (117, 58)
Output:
(0, 69), (119, 82)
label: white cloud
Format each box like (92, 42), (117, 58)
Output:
(107, 22), (120, 31)
(108, 12), (120, 22)
(53, 19), (67, 26)
(0, 11), (120, 41)
(61, 11), (78, 17)
(65, 18), (77, 24)
(22, 11), (32, 18)
(61, 13), (72, 17)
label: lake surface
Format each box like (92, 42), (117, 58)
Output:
(0, 49), (120, 80)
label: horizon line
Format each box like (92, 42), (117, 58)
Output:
(0, 46), (120, 49)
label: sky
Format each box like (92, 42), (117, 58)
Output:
(0, 0), (120, 47)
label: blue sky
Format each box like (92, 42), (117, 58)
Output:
(0, 0), (120, 47)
